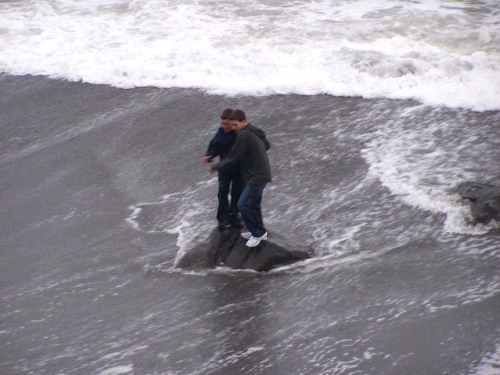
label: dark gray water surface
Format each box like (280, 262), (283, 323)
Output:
(1, 75), (499, 375)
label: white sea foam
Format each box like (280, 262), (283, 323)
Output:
(127, 179), (217, 265)
(98, 365), (133, 375)
(361, 106), (500, 235)
(473, 341), (500, 375)
(1, 0), (499, 110)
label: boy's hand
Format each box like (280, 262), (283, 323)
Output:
(201, 156), (212, 164)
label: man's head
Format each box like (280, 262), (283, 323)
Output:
(220, 108), (233, 133)
(229, 109), (247, 133)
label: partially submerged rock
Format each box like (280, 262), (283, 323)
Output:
(176, 227), (312, 272)
(457, 182), (500, 224)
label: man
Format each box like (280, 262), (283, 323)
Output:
(202, 108), (245, 229)
(206, 109), (272, 247)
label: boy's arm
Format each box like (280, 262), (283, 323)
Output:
(203, 135), (220, 163)
(205, 137), (220, 158)
(211, 134), (247, 171)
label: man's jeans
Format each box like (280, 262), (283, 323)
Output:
(237, 183), (267, 237)
(217, 172), (245, 222)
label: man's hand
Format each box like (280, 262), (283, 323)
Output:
(201, 156), (212, 164)
(207, 164), (213, 173)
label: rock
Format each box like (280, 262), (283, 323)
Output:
(176, 227), (312, 272)
(457, 182), (500, 224)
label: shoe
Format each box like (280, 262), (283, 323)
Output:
(241, 232), (268, 240)
(245, 232), (268, 247)
(217, 220), (231, 229)
(241, 232), (252, 239)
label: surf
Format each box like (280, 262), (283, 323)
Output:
(1, 0), (499, 110)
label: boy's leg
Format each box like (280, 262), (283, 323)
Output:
(253, 186), (264, 230)
(229, 173), (245, 223)
(217, 173), (231, 225)
(237, 184), (267, 237)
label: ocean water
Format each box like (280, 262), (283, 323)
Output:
(1, 1), (499, 374)
(1, 0), (499, 110)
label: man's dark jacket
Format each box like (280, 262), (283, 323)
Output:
(211, 124), (272, 184)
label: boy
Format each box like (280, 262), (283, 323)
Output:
(202, 108), (245, 229)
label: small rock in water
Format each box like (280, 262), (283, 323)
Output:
(457, 182), (500, 224)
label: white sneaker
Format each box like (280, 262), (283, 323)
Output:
(245, 232), (268, 247)
(241, 232), (252, 239)
(241, 232), (267, 240)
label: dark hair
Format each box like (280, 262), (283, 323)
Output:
(220, 108), (233, 120)
(229, 109), (246, 122)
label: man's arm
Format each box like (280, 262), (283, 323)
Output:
(205, 137), (220, 159)
(201, 134), (221, 164)
(211, 133), (247, 172)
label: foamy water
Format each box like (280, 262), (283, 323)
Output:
(1, 72), (499, 375)
(1, 0), (499, 110)
(473, 342), (500, 375)
(361, 104), (500, 235)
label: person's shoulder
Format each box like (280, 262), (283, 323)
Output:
(238, 125), (251, 137)
(211, 127), (225, 139)
(246, 124), (267, 138)
(249, 123), (265, 132)
(239, 127), (253, 138)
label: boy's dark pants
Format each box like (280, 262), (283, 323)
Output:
(217, 171), (245, 223)
(237, 183), (267, 237)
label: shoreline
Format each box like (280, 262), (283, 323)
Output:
(2, 72), (499, 114)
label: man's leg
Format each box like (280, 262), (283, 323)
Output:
(253, 186), (264, 230)
(217, 173), (231, 225)
(229, 173), (245, 224)
(237, 184), (267, 238)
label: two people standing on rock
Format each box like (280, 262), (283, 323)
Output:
(203, 109), (272, 247)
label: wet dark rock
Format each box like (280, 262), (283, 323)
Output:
(176, 227), (312, 272)
(457, 182), (500, 224)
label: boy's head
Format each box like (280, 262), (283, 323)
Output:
(229, 109), (247, 133)
(220, 108), (233, 132)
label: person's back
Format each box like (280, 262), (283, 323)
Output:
(232, 123), (271, 185)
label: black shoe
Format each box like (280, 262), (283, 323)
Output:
(218, 220), (231, 229)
